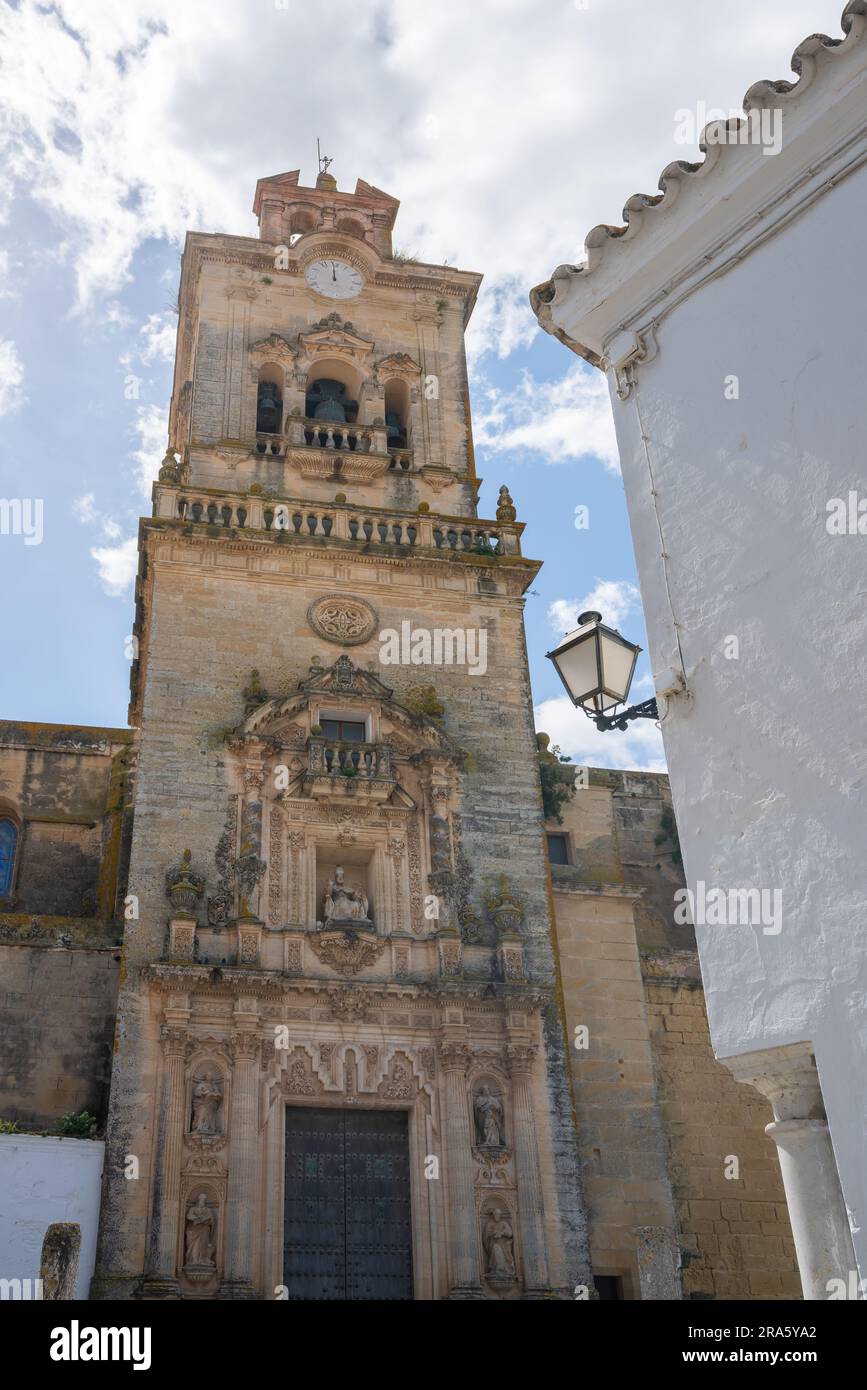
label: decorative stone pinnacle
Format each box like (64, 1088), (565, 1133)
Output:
(496, 485), (517, 523)
(158, 447), (183, 484)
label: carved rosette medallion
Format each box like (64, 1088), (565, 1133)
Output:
(307, 594), (378, 647)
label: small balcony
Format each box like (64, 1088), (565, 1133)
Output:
(305, 737), (396, 803)
(255, 417), (415, 484)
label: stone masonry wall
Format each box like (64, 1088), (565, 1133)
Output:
(0, 944), (119, 1128)
(547, 767), (798, 1298)
(643, 957), (799, 1299)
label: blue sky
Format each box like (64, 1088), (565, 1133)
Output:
(0, 0), (846, 769)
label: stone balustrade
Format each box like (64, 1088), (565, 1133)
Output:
(255, 419), (414, 479)
(308, 737), (390, 780)
(164, 486), (521, 556)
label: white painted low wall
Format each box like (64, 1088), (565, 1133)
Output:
(0, 1134), (104, 1299)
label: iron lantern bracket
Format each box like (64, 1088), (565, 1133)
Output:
(586, 697), (659, 733)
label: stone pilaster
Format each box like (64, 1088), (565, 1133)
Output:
(507, 1044), (549, 1295)
(143, 1024), (189, 1296)
(723, 1042), (859, 1300)
(221, 1021), (261, 1299)
(440, 1040), (483, 1298)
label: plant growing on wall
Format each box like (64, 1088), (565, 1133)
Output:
(58, 1111), (98, 1139)
(537, 732), (576, 824)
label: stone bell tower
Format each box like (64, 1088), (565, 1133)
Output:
(93, 165), (591, 1300)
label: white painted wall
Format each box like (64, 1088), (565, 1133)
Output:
(0, 1134), (104, 1299)
(533, 11), (867, 1278)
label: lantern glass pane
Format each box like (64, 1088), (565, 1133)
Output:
(599, 630), (639, 704)
(552, 630), (601, 705)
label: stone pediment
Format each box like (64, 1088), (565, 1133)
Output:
(375, 352), (420, 383)
(301, 654), (392, 700)
(234, 657), (461, 763)
(249, 333), (296, 366)
(298, 315), (374, 367)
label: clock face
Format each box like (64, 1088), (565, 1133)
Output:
(305, 258), (364, 300)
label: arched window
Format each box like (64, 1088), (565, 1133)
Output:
(287, 206), (318, 240)
(256, 365), (284, 435)
(384, 378), (410, 447)
(0, 818), (17, 897)
(304, 359), (362, 426)
(335, 216), (367, 242)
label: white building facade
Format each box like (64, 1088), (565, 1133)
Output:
(531, 3), (867, 1298)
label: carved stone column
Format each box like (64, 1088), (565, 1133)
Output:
(723, 1042), (858, 1300)
(221, 1026), (261, 1299)
(440, 1041), (483, 1299)
(507, 1044), (549, 1295)
(144, 1025), (189, 1295)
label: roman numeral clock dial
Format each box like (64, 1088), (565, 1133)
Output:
(304, 258), (364, 300)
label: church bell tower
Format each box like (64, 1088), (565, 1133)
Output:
(94, 164), (591, 1301)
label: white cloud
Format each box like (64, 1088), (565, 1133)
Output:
(90, 536), (138, 597)
(73, 492), (98, 524)
(474, 361), (618, 469)
(549, 578), (641, 634)
(139, 311), (177, 364)
(535, 694), (666, 773)
(131, 403), (169, 498)
(0, 338), (25, 415)
(0, 0), (845, 346)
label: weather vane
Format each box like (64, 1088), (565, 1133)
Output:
(317, 138), (333, 176)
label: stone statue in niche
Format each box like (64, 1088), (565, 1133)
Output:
(323, 865), (371, 926)
(474, 1085), (505, 1149)
(483, 1207), (516, 1284)
(190, 1073), (223, 1135)
(184, 1193), (216, 1268)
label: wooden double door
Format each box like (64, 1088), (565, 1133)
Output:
(283, 1107), (413, 1300)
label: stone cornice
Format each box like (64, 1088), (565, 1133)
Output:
(141, 962), (551, 1012)
(139, 516), (540, 580)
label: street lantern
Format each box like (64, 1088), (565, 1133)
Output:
(545, 611), (658, 732)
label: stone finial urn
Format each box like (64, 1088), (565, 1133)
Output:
(165, 849), (205, 917)
(495, 485), (517, 523)
(158, 447), (183, 484)
(489, 874), (522, 938)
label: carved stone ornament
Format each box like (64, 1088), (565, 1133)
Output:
(487, 875), (523, 938)
(307, 594), (378, 646)
(495, 485), (517, 523)
(165, 849), (205, 916)
(327, 988), (373, 1022)
(169, 919), (196, 961)
(474, 1149), (514, 1187)
(308, 928), (384, 976)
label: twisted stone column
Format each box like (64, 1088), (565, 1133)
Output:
(724, 1042), (858, 1300)
(440, 1041), (483, 1298)
(507, 1044), (549, 1295)
(221, 1030), (261, 1299)
(145, 1026), (189, 1294)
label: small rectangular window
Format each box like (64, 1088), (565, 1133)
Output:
(546, 833), (569, 865)
(593, 1274), (624, 1300)
(321, 719), (366, 742)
